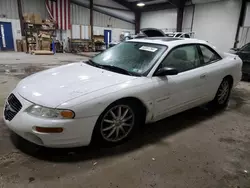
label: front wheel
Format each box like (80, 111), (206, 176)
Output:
(92, 100), (143, 145)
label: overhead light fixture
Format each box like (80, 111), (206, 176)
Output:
(137, 2), (145, 7)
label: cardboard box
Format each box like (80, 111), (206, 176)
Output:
(41, 40), (51, 50)
(33, 13), (42, 24)
(16, 40), (22, 52)
(23, 13), (34, 23)
(22, 40), (27, 52)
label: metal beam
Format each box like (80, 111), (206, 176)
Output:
(71, 0), (134, 24)
(90, 0), (93, 40)
(176, 0), (186, 32)
(17, 0), (24, 36)
(140, 2), (177, 12)
(135, 11), (141, 34)
(94, 3), (131, 11)
(112, 0), (135, 11)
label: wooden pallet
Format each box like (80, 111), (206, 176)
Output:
(31, 50), (53, 55)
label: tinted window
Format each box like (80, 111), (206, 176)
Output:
(175, 33), (182, 37)
(241, 43), (250, 52)
(161, 45), (201, 72)
(184, 34), (190, 38)
(200, 45), (221, 64)
(91, 42), (167, 75)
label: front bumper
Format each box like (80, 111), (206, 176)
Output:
(3, 90), (98, 148)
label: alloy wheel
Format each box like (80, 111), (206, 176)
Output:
(101, 105), (135, 142)
(217, 80), (230, 104)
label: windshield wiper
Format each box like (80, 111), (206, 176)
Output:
(99, 65), (138, 76)
(85, 59), (99, 67)
(85, 60), (139, 76)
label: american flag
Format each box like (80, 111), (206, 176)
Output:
(45, 0), (71, 30)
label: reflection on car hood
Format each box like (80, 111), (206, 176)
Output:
(17, 63), (136, 108)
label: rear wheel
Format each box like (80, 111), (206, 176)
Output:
(210, 77), (232, 109)
(92, 100), (144, 145)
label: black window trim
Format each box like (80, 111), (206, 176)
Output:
(153, 43), (203, 76)
(197, 44), (222, 66)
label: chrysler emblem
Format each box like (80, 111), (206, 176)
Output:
(5, 102), (17, 113)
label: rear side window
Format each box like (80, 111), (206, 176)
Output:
(199, 45), (221, 64)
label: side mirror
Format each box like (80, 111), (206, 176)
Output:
(154, 67), (178, 77)
(230, 48), (239, 51)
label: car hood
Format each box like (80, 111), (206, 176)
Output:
(140, 28), (165, 37)
(17, 63), (137, 108)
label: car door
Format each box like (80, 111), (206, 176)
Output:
(197, 44), (226, 101)
(152, 44), (208, 120)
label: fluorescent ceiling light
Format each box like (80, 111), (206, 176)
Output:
(137, 2), (145, 7)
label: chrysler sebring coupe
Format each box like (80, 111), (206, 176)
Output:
(3, 37), (242, 148)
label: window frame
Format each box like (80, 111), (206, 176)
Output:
(197, 44), (222, 66)
(153, 44), (203, 76)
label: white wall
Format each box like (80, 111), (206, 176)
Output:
(141, 9), (177, 31)
(0, 18), (21, 51)
(192, 0), (242, 52)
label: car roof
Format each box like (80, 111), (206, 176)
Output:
(129, 37), (208, 48)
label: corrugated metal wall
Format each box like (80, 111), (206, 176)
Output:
(93, 11), (134, 29)
(21, 0), (48, 19)
(141, 9), (177, 30)
(71, 3), (90, 25)
(0, 0), (19, 19)
(71, 3), (134, 29)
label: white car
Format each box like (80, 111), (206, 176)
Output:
(3, 37), (242, 148)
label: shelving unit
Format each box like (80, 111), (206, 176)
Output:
(24, 22), (56, 53)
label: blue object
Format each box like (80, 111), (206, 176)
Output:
(0, 22), (14, 51)
(104, 30), (112, 49)
(52, 40), (56, 54)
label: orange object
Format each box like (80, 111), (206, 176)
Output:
(35, 127), (63, 133)
(61, 110), (75, 118)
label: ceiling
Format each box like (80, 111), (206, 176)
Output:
(112, 0), (185, 12)
(126, 0), (170, 6)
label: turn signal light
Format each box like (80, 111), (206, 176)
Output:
(61, 110), (75, 118)
(35, 127), (63, 133)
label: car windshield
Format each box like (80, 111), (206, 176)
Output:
(90, 42), (167, 76)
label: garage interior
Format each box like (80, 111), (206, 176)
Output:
(1, 0), (250, 187)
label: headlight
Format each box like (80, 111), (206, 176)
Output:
(26, 105), (75, 119)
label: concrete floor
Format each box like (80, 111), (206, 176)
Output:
(1, 52), (250, 187)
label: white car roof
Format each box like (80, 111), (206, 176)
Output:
(129, 37), (224, 57)
(129, 37), (209, 48)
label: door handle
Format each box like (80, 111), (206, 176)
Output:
(200, 74), (206, 79)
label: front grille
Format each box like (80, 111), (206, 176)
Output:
(4, 94), (22, 121)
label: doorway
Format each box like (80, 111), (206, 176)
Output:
(104, 30), (112, 48)
(0, 22), (14, 51)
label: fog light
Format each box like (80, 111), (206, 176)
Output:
(35, 127), (63, 133)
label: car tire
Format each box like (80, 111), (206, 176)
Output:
(210, 77), (232, 109)
(91, 99), (144, 146)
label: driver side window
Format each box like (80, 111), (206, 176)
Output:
(161, 45), (201, 73)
